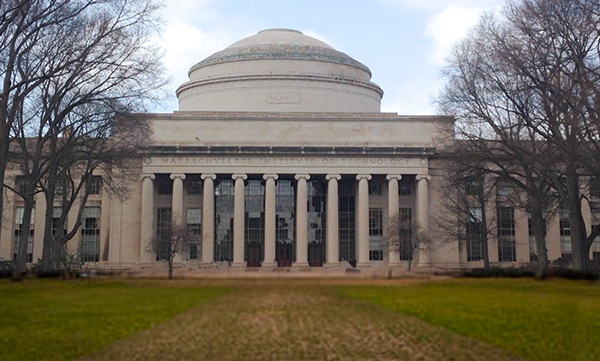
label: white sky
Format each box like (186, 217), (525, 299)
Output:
(156, 0), (503, 115)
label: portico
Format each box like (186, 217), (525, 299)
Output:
(138, 150), (434, 268)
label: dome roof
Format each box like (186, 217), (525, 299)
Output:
(190, 29), (371, 75)
(177, 29), (383, 113)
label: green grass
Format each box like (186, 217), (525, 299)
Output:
(339, 278), (600, 361)
(0, 279), (229, 361)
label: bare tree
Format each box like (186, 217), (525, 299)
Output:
(436, 148), (499, 269)
(437, 0), (600, 270)
(1, 0), (166, 276)
(386, 213), (431, 272)
(147, 222), (191, 279)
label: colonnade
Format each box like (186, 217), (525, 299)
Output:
(139, 172), (431, 267)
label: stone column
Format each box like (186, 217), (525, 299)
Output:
(416, 174), (432, 267)
(170, 174), (186, 226)
(201, 174), (216, 265)
(232, 174), (247, 267)
(263, 174), (278, 267)
(140, 173), (155, 265)
(326, 174), (341, 267)
(356, 174), (372, 267)
(294, 174), (310, 267)
(387, 174), (402, 266)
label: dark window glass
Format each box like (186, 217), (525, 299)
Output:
(89, 176), (102, 195)
(497, 207), (516, 262)
(338, 179), (355, 262)
(214, 180), (234, 262)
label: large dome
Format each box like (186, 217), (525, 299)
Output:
(176, 29), (383, 112)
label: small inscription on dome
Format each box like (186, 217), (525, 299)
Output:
(267, 93), (300, 104)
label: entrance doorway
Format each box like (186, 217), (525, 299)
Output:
(308, 242), (324, 267)
(246, 243), (262, 267)
(276, 242), (293, 267)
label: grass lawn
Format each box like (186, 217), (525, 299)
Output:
(339, 278), (600, 361)
(0, 279), (229, 361)
(1, 277), (596, 361)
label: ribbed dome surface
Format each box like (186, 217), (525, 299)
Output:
(190, 29), (370, 74)
(177, 29), (383, 113)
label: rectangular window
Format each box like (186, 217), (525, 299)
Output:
(466, 207), (483, 262)
(398, 208), (413, 261)
(398, 179), (411, 196)
(369, 208), (383, 261)
(592, 211), (600, 261)
(156, 207), (172, 261)
(187, 208), (201, 260)
(81, 206), (101, 263)
(497, 207), (516, 262)
(465, 177), (481, 196)
(89, 176), (102, 195)
(187, 180), (202, 195)
(591, 225), (600, 261)
(307, 180), (326, 266)
(13, 207), (34, 263)
(214, 180), (234, 262)
(276, 180), (296, 266)
(368, 181), (382, 196)
(52, 208), (67, 238)
(496, 184), (513, 197)
(559, 209), (571, 259)
(158, 178), (173, 195)
(338, 179), (355, 261)
(591, 178), (600, 199)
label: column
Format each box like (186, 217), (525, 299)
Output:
(201, 174), (216, 265)
(356, 174), (372, 267)
(232, 174), (247, 267)
(263, 174), (278, 267)
(294, 174), (310, 267)
(416, 174), (432, 267)
(326, 174), (341, 267)
(387, 174), (402, 266)
(140, 173), (155, 264)
(170, 174), (186, 225)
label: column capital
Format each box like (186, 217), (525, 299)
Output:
(295, 174), (311, 181)
(232, 173), (248, 180)
(201, 173), (217, 180)
(356, 174), (372, 181)
(169, 173), (186, 180)
(326, 174), (341, 181)
(416, 174), (432, 182)
(386, 174), (402, 181)
(140, 173), (155, 180)
(262, 173), (279, 181)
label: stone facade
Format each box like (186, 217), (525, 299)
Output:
(2, 29), (597, 271)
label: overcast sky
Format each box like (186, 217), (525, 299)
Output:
(156, 0), (504, 114)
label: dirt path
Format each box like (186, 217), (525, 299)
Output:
(81, 285), (526, 361)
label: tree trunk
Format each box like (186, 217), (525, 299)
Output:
(41, 190), (57, 271)
(0, 123), (9, 248)
(530, 206), (548, 277)
(566, 173), (588, 271)
(480, 193), (490, 270)
(168, 258), (173, 279)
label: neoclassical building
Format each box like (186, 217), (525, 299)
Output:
(2, 29), (590, 270)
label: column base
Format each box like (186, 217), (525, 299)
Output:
(293, 261), (309, 268)
(324, 262), (340, 268)
(231, 262), (246, 268)
(417, 262), (432, 268)
(356, 262), (372, 268)
(387, 261), (402, 267)
(261, 261), (277, 268)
